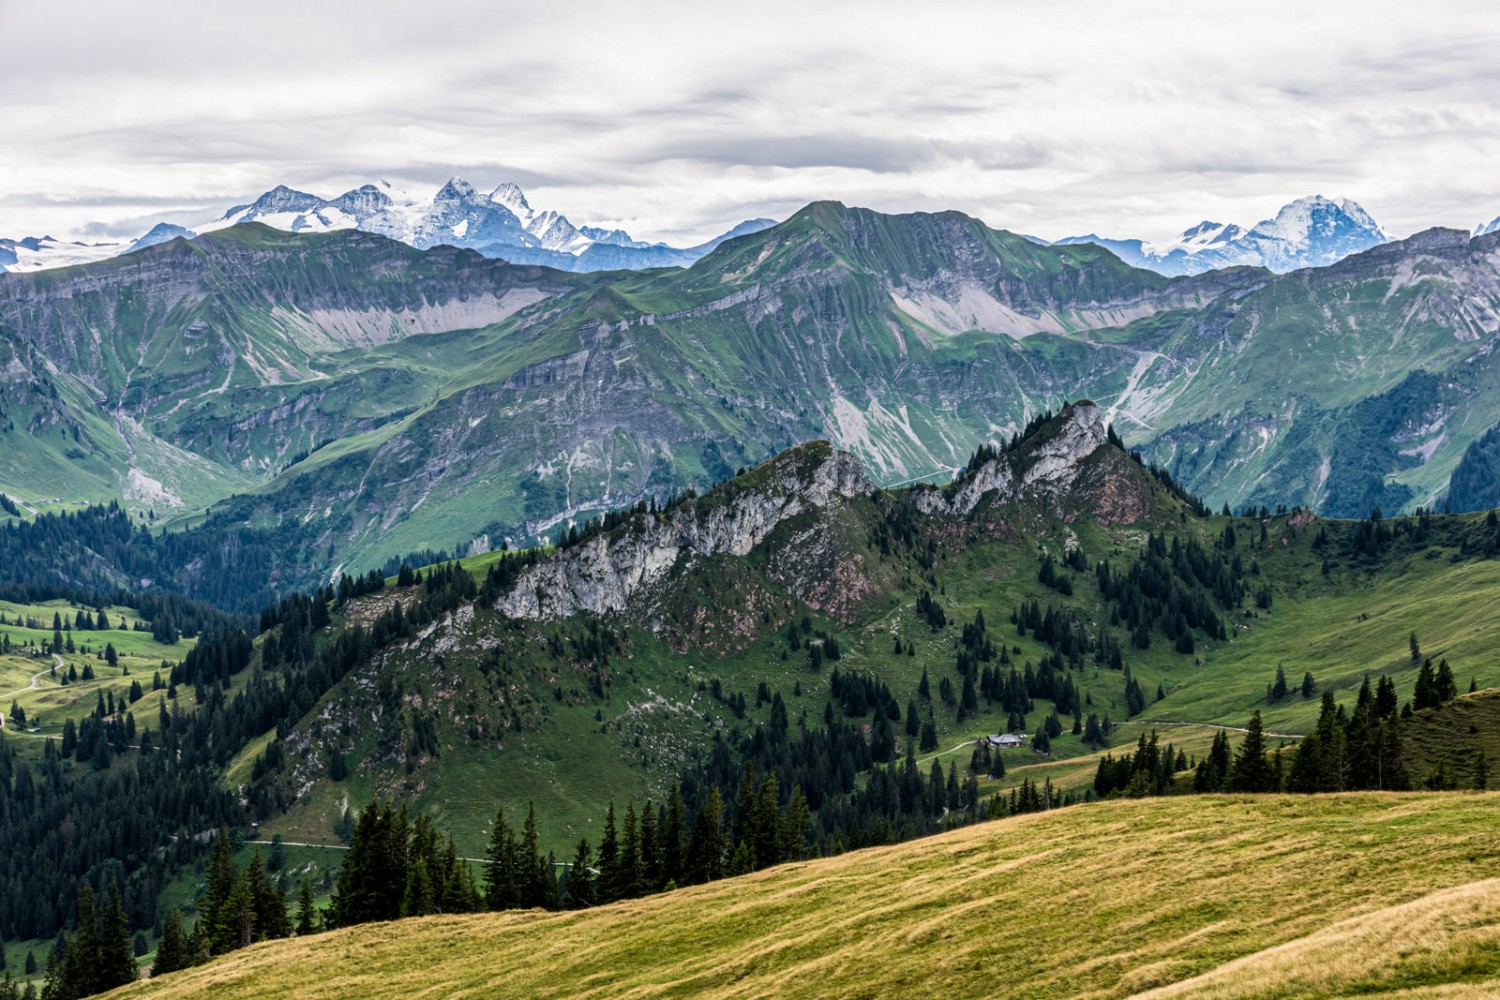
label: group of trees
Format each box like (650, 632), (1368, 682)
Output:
(32, 882), (136, 999)
(329, 803), (482, 926)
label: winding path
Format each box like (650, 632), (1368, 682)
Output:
(0, 656), (62, 728)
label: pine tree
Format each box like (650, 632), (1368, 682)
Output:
(686, 788), (726, 884)
(595, 803), (620, 903)
(1414, 659), (1439, 710)
(402, 858), (436, 917)
(97, 880), (136, 990)
(295, 879), (316, 936)
(63, 884), (100, 998)
(518, 803), (559, 911)
(1435, 659), (1457, 703)
(778, 786), (810, 862)
(660, 784), (686, 889)
(483, 806), (519, 911)
(1227, 711), (1276, 792)
(566, 839), (596, 909)
(199, 827), (237, 956)
(618, 801), (643, 899)
(153, 905), (189, 977)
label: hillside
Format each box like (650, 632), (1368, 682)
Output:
(7, 403), (1500, 991)
(7, 209), (1500, 586)
(232, 403), (1500, 860)
(108, 793), (1500, 999)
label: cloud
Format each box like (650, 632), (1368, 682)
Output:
(2, 0), (1499, 244)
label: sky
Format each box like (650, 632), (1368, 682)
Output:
(3, 0), (1500, 245)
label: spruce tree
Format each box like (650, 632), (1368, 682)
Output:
(1414, 659), (1439, 710)
(63, 884), (100, 998)
(98, 881), (136, 990)
(150, 911), (187, 971)
(519, 802), (557, 909)
(1435, 659), (1457, 703)
(595, 803), (620, 903)
(1227, 712), (1275, 792)
(402, 858), (435, 917)
(483, 806), (519, 911)
(295, 879), (317, 936)
(199, 827), (237, 955)
(686, 788), (726, 884)
(660, 784), (686, 888)
(566, 840), (596, 909)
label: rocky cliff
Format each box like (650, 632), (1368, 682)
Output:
(914, 400), (1110, 517)
(496, 442), (872, 620)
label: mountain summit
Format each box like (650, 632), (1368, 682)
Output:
(196, 177), (773, 272)
(1057, 195), (1390, 275)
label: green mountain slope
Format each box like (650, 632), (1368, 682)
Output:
(109, 793), (1500, 1000)
(232, 405), (1500, 859)
(6, 210), (1500, 585)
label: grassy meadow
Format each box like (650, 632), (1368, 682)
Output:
(0, 598), (195, 753)
(107, 792), (1500, 999)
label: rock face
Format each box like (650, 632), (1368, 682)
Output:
(915, 401), (1110, 517)
(496, 443), (873, 620)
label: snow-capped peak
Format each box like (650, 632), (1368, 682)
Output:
(434, 177), (481, 204)
(1475, 216), (1500, 237)
(1248, 195), (1389, 251)
(490, 182), (532, 219)
(1063, 194), (1392, 276)
(1144, 221), (1244, 256)
(5, 177), (780, 274)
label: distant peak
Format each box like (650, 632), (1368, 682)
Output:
(489, 182), (531, 213)
(435, 177), (478, 200)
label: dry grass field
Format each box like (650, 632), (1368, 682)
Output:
(111, 792), (1500, 999)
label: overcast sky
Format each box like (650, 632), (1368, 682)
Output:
(4, 0), (1499, 245)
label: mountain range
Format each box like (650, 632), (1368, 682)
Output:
(3, 200), (1500, 590)
(7, 186), (1498, 281)
(1052, 194), (1392, 275)
(0, 178), (775, 275)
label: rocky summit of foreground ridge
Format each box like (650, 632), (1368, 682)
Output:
(494, 401), (1148, 625)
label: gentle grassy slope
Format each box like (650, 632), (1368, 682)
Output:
(113, 793), (1500, 999)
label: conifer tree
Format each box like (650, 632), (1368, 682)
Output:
(1414, 659), (1440, 710)
(295, 879), (316, 936)
(660, 784), (686, 888)
(566, 840), (596, 909)
(686, 788), (726, 884)
(595, 803), (620, 903)
(1435, 659), (1457, 703)
(62, 884), (100, 998)
(98, 881), (136, 990)
(148, 910), (190, 980)
(520, 802), (558, 909)
(483, 806), (519, 911)
(402, 858), (435, 917)
(1227, 711), (1275, 792)
(198, 827), (237, 956)
(778, 786), (810, 862)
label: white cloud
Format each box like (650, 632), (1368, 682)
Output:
(2, 0), (1498, 243)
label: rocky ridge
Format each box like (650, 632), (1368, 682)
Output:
(495, 402), (1130, 623)
(495, 442), (873, 620)
(915, 401), (1110, 517)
